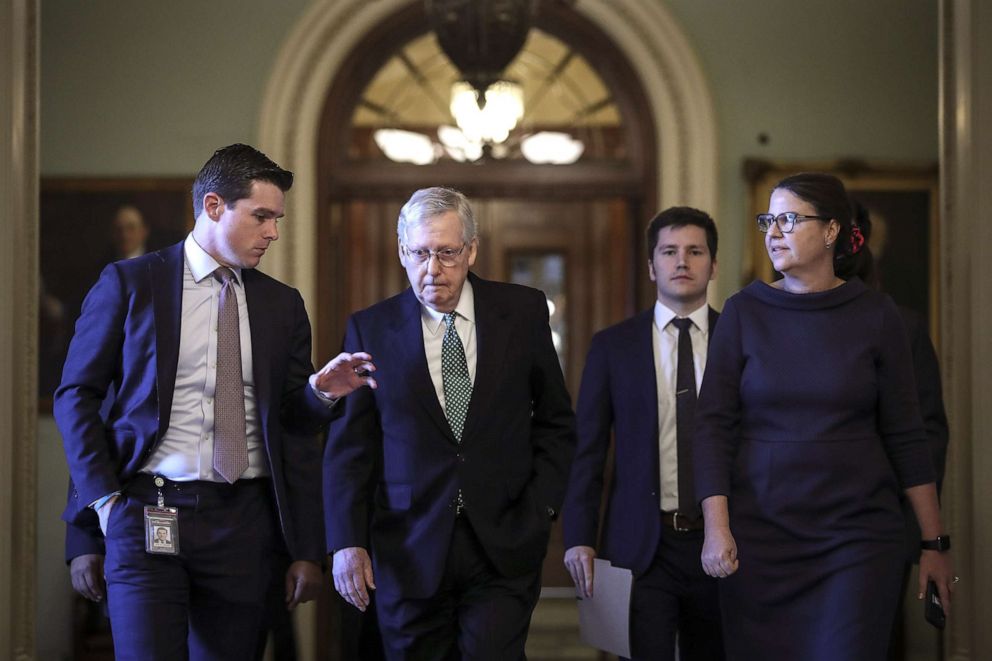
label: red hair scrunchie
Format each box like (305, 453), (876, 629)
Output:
(850, 226), (865, 254)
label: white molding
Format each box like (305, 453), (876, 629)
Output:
(256, 0), (412, 308)
(940, 0), (992, 658)
(0, 0), (38, 658)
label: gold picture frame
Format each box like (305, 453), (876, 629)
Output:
(744, 159), (940, 339)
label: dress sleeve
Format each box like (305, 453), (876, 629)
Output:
(876, 299), (936, 489)
(693, 296), (745, 502)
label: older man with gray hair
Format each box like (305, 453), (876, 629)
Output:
(324, 187), (576, 659)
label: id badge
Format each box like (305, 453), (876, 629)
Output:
(144, 506), (180, 555)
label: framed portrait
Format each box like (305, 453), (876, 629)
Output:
(39, 178), (193, 407)
(744, 159), (940, 339)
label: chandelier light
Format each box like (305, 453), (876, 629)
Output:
(520, 131), (585, 164)
(450, 80), (524, 144)
(373, 129), (437, 165)
(427, 0), (535, 147)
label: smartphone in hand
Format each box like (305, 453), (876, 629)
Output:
(925, 580), (945, 629)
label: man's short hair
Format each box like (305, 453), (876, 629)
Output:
(397, 187), (477, 245)
(645, 206), (718, 260)
(192, 143), (293, 217)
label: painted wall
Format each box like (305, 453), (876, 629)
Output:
(662, 0), (938, 301)
(41, 0), (310, 174)
(38, 1), (938, 657)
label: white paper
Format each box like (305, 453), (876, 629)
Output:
(576, 557), (633, 657)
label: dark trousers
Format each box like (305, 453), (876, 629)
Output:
(628, 520), (724, 661)
(375, 517), (542, 661)
(104, 474), (276, 661)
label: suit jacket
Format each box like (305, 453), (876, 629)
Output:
(562, 306), (719, 575)
(323, 273), (576, 598)
(54, 241), (331, 564)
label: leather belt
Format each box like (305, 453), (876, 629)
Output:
(662, 511), (704, 532)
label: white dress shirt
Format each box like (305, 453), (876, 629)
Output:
(142, 234), (268, 481)
(653, 300), (709, 512)
(421, 280), (478, 412)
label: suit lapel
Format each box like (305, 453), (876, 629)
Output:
(151, 242), (185, 441)
(244, 270), (274, 436)
(390, 290), (454, 440)
(460, 275), (509, 443)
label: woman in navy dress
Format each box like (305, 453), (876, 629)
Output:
(693, 173), (955, 660)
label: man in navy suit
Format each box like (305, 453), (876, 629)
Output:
(563, 207), (724, 660)
(55, 143), (377, 661)
(324, 187), (576, 659)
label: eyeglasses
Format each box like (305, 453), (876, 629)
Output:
(401, 243), (468, 267)
(756, 212), (832, 233)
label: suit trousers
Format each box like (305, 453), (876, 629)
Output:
(375, 516), (542, 661)
(628, 519), (724, 661)
(104, 474), (277, 661)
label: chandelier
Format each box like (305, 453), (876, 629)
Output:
(370, 3), (591, 166)
(426, 0), (535, 147)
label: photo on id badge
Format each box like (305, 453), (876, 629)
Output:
(144, 506), (179, 555)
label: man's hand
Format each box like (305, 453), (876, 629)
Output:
(284, 560), (323, 610)
(564, 545), (596, 599)
(70, 554), (106, 602)
(312, 352), (377, 399)
(96, 495), (119, 536)
(332, 547), (375, 612)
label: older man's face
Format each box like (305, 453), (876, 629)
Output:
(399, 211), (477, 313)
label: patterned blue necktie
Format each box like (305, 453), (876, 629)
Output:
(442, 312), (472, 442)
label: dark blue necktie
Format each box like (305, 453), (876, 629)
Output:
(671, 317), (700, 519)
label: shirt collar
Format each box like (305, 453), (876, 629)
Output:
(421, 279), (475, 335)
(653, 299), (709, 336)
(184, 234), (242, 285)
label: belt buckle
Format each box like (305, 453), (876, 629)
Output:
(672, 511), (691, 532)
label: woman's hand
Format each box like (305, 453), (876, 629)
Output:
(700, 495), (739, 578)
(904, 482), (955, 615)
(919, 550), (955, 615)
(701, 526), (739, 578)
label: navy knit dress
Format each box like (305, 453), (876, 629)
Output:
(693, 279), (936, 661)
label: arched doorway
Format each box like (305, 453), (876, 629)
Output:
(312, 2), (654, 656)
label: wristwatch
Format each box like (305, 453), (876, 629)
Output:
(920, 535), (951, 551)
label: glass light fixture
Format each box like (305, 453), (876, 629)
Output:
(373, 129), (437, 165)
(520, 131), (585, 164)
(437, 125), (484, 162)
(450, 80), (524, 145)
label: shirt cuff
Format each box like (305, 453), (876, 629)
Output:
(308, 374), (339, 408)
(89, 491), (121, 511)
